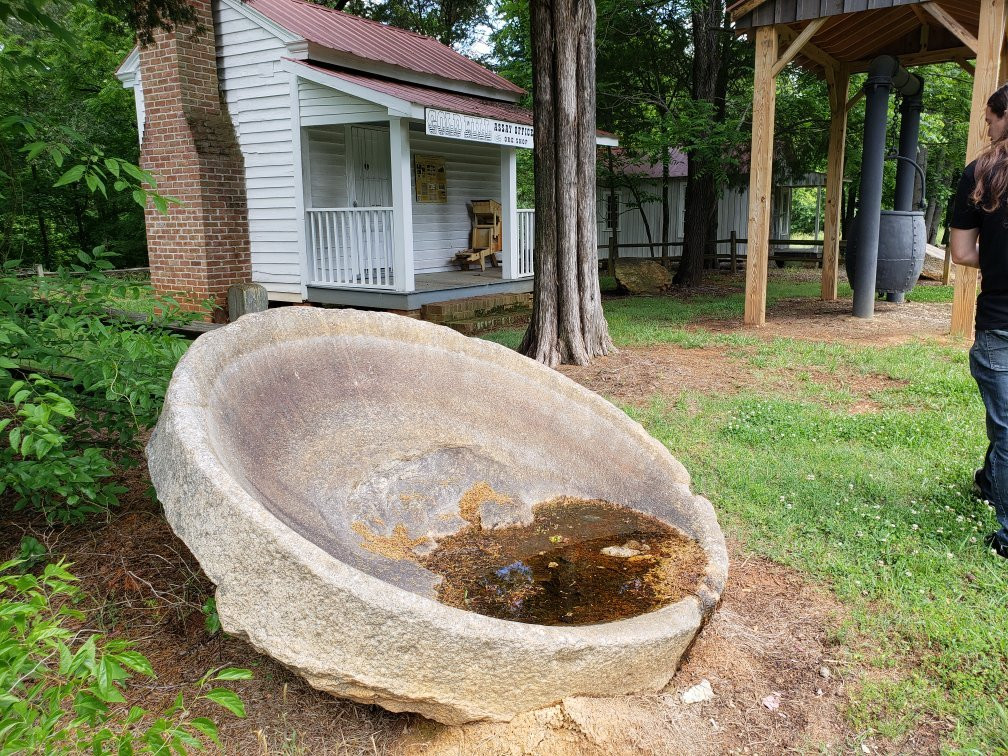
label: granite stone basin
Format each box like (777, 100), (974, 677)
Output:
(146, 307), (728, 724)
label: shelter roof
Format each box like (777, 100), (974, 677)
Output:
(730, 0), (980, 74)
(245, 0), (524, 97)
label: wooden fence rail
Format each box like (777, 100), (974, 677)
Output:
(601, 236), (832, 274)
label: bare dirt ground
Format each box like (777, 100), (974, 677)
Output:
(0, 484), (857, 756)
(700, 295), (953, 347)
(0, 286), (958, 755)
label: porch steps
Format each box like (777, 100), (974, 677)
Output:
(421, 292), (532, 336)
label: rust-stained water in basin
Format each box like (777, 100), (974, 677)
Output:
(420, 497), (707, 626)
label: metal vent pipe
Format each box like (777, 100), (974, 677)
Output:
(894, 74), (925, 211)
(852, 56), (921, 319)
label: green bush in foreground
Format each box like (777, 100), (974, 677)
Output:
(0, 558), (250, 754)
(0, 249), (203, 522)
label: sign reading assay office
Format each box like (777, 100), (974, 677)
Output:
(425, 108), (533, 149)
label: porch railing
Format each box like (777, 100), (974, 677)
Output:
(516, 209), (534, 277)
(307, 207), (395, 288)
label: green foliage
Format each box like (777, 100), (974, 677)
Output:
(0, 3), (169, 268)
(321, 0), (489, 52)
(201, 597), (221, 635)
(0, 249), (200, 522)
(0, 558), (251, 754)
(480, 276), (1008, 749)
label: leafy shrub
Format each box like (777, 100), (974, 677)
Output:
(0, 558), (251, 753)
(0, 248), (205, 522)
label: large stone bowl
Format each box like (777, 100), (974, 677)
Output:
(147, 307), (728, 724)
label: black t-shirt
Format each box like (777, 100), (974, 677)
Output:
(951, 161), (1008, 330)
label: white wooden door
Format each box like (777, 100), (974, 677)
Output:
(348, 126), (393, 282)
(349, 126), (393, 208)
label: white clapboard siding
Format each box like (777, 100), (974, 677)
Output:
(596, 180), (687, 259)
(299, 80), (387, 124)
(594, 178), (791, 260)
(214, 0), (301, 296)
(304, 126), (350, 208)
(408, 134), (500, 273)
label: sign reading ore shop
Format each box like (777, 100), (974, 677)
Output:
(425, 108), (534, 149)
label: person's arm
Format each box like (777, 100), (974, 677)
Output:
(950, 227), (981, 268)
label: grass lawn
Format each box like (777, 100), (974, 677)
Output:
(484, 272), (1008, 752)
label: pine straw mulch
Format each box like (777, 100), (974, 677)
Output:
(2, 473), (874, 755)
(0, 284), (960, 755)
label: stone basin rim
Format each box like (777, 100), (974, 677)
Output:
(156, 393), (712, 641)
(153, 307), (727, 639)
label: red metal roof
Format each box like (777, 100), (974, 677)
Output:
(246, 0), (524, 97)
(291, 60), (534, 124)
(607, 148), (689, 179)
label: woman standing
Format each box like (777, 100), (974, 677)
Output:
(950, 83), (1008, 559)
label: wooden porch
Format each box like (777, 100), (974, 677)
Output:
(306, 266), (534, 310)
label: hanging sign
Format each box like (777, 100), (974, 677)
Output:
(425, 108), (534, 148)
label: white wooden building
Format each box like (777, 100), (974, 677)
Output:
(116, 0), (616, 309)
(593, 151), (797, 260)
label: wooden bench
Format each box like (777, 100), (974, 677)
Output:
(453, 224), (500, 271)
(453, 247), (499, 271)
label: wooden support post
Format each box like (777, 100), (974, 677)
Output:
(389, 117), (415, 293)
(951, 0), (1007, 336)
(745, 25), (778, 326)
(730, 231), (738, 275)
(500, 147), (518, 279)
(822, 66), (848, 301)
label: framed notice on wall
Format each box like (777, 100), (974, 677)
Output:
(414, 155), (447, 203)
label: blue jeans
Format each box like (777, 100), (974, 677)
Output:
(970, 329), (1008, 546)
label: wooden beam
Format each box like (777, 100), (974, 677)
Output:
(730, 0), (768, 22)
(744, 25), (778, 327)
(777, 25), (840, 71)
(922, 2), (979, 53)
(957, 57), (977, 75)
(911, 1), (933, 54)
(952, 0), (1006, 337)
(772, 18), (827, 77)
(821, 66), (849, 302)
(847, 45), (975, 72)
(846, 90), (864, 112)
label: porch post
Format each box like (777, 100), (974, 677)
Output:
(500, 147), (518, 279)
(821, 65), (848, 301)
(744, 25), (779, 326)
(389, 117), (415, 292)
(951, 0), (1006, 336)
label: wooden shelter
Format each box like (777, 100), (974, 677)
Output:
(730, 0), (1007, 334)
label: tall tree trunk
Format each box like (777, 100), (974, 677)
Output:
(626, 181), (657, 256)
(29, 164), (50, 269)
(842, 181), (857, 239)
(674, 0), (724, 286)
(661, 152), (670, 261)
(521, 0), (613, 366)
(924, 195), (940, 244)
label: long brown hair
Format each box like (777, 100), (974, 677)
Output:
(972, 83), (1008, 212)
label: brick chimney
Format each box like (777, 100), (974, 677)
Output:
(138, 0), (251, 320)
